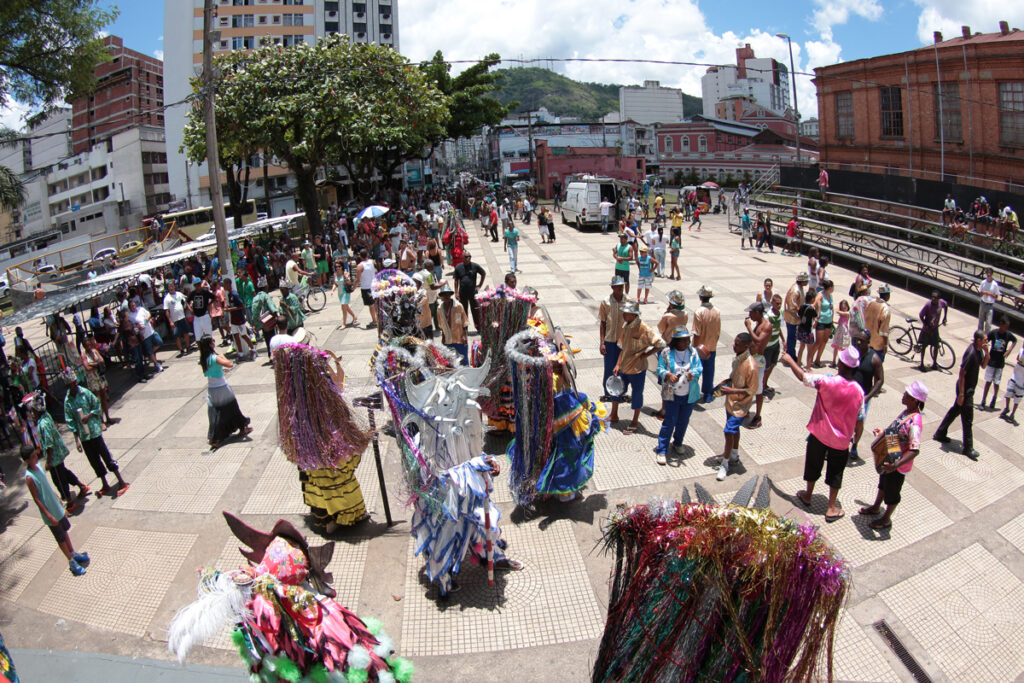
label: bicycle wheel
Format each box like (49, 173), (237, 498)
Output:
(305, 286), (327, 313)
(887, 325), (913, 356)
(935, 340), (957, 370)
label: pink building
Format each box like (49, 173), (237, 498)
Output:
(534, 140), (646, 199)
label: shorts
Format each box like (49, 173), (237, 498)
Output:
(764, 343), (780, 368)
(787, 235), (796, 245)
(360, 288), (374, 306)
(48, 515), (71, 544)
(815, 321), (834, 332)
(173, 318), (190, 339)
(141, 332), (163, 356)
(742, 228), (751, 238)
(797, 329), (814, 344)
(193, 313), (214, 339)
(753, 354), (766, 392)
(724, 414), (745, 434)
(638, 275), (653, 289)
(984, 365), (1004, 385)
(316, 260), (329, 275)
(1006, 368), (1024, 401)
(210, 314), (223, 330)
(919, 328), (940, 348)
(615, 268), (630, 286)
(858, 398), (872, 421)
(878, 471), (906, 506)
(229, 323), (247, 336)
(804, 433), (849, 489)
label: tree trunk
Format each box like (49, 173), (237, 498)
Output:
(262, 151), (271, 216)
(238, 162), (251, 229)
(293, 166), (322, 236)
(225, 164), (243, 229)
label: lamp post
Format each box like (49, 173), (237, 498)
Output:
(776, 34), (802, 167)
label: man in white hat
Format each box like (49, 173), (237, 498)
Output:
(692, 285), (720, 403)
(599, 277), (628, 391)
(783, 273), (809, 358)
(779, 345), (865, 521)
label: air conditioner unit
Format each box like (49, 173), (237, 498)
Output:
(327, 9), (337, 16)
(355, 11), (364, 17)
(382, 33), (391, 39)
(356, 31), (365, 37)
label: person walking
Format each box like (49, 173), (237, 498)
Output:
(692, 285), (721, 403)
(355, 250), (378, 329)
(32, 399), (89, 512)
(22, 443), (91, 576)
(635, 245), (655, 305)
(199, 335), (253, 450)
(612, 233), (634, 295)
(740, 209), (754, 249)
(654, 326), (702, 464)
(129, 299), (164, 373)
(859, 381), (928, 531)
(650, 226), (669, 278)
(332, 256), (358, 327)
(599, 199), (614, 234)
(611, 301), (665, 434)
(503, 221), (520, 273)
(163, 280), (193, 356)
(780, 346), (865, 521)
(1000, 345), (1024, 424)
(453, 252), (485, 332)
(63, 372), (128, 497)
(934, 331), (990, 460)
(715, 333), (758, 480)
(250, 284), (281, 358)
(977, 268), (1000, 333)
(688, 205), (702, 232)
(810, 280), (835, 368)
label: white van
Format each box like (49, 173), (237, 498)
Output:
(561, 176), (619, 230)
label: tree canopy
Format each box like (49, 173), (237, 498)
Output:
(421, 51), (514, 147)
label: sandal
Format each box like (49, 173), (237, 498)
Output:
(745, 416), (762, 429)
(495, 558), (524, 571)
(795, 491), (812, 508)
(95, 486), (113, 498)
(825, 510), (845, 523)
(623, 425), (639, 435)
(114, 482), (130, 496)
(859, 505), (881, 516)
(869, 518), (892, 530)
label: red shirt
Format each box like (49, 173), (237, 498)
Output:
(787, 219), (797, 237)
(489, 210), (498, 226)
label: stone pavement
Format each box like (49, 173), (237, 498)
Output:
(2, 209), (1023, 682)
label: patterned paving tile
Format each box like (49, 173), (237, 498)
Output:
(775, 473), (952, 566)
(38, 527), (196, 637)
(879, 543), (1024, 681)
(831, 613), (901, 683)
(917, 440), (1024, 512)
(400, 518), (604, 656)
(102, 394), (194, 439)
(240, 447), (384, 517)
(706, 396), (813, 465)
(174, 393), (277, 439)
(592, 423), (717, 491)
(997, 512), (1024, 555)
(0, 511), (56, 602)
(111, 449), (247, 513)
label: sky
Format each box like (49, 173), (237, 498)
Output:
(3, 0), (1023, 130)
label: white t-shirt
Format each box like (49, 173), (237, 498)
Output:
(133, 307), (155, 339)
(670, 349), (695, 396)
(164, 291), (188, 323)
(650, 233), (670, 250)
(285, 259), (301, 286)
(599, 201), (613, 217)
(269, 333), (296, 355)
(980, 278), (1000, 304)
(623, 226), (637, 244)
(523, 199), (531, 212)
(358, 259), (376, 289)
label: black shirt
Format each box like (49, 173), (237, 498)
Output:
(314, 244), (327, 262)
(190, 290), (214, 318)
(228, 291), (246, 326)
(453, 262), (484, 296)
(987, 330), (1017, 369)
(961, 344), (984, 391)
(852, 347), (876, 396)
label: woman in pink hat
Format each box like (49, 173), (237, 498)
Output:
(859, 380), (927, 530)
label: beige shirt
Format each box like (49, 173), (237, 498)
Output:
(616, 321), (665, 375)
(726, 351), (759, 417)
(599, 294), (627, 344)
(692, 304), (721, 353)
(418, 296), (433, 330)
(437, 300), (467, 344)
(657, 310), (689, 343)
(864, 298), (891, 352)
(784, 283), (805, 326)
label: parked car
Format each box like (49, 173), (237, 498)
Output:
(512, 180), (534, 190)
(118, 241), (145, 257)
(92, 247), (117, 261)
(0, 277), (10, 298)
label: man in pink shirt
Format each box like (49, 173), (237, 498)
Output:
(780, 346), (865, 521)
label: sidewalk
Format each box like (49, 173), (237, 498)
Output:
(10, 649), (246, 682)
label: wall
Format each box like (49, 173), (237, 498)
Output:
(534, 141), (645, 198)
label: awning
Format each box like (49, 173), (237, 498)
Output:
(1, 279), (123, 326)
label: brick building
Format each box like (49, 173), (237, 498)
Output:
(533, 140), (645, 199)
(813, 21), (1024, 190)
(70, 36), (164, 155)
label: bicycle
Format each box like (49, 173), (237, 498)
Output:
(887, 316), (956, 369)
(293, 277), (327, 314)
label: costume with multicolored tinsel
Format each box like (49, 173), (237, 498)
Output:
(473, 285), (536, 432)
(374, 337), (513, 595)
(593, 488), (848, 683)
(371, 270), (425, 339)
(440, 211), (468, 264)
(169, 513), (413, 683)
(274, 344), (371, 527)
(504, 329), (605, 505)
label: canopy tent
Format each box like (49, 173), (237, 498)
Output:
(1, 279), (124, 327)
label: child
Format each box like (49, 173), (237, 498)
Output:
(636, 246), (655, 304)
(22, 444), (91, 576)
(688, 206), (702, 231)
(669, 235), (681, 280)
(830, 299), (851, 367)
(797, 290), (817, 369)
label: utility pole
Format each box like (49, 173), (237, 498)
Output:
(202, 0), (233, 282)
(527, 109), (535, 182)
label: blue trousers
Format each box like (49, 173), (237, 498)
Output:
(786, 322), (797, 357)
(447, 343), (468, 365)
(701, 351), (717, 400)
(657, 396), (696, 453)
(622, 371), (646, 410)
(602, 342), (621, 389)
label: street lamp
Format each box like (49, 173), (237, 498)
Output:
(776, 33), (802, 166)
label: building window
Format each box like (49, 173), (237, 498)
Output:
(697, 135), (707, 152)
(663, 137), (673, 154)
(681, 136), (690, 152)
(933, 82), (962, 140)
(879, 86), (903, 138)
(998, 82), (1024, 146)
(272, 14), (280, 23)
(835, 91), (854, 139)
(232, 14), (255, 27)
(353, 22), (366, 34)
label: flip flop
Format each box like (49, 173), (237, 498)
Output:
(795, 492), (812, 508)
(859, 506), (881, 516)
(115, 483), (130, 496)
(825, 510), (845, 523)
(745, 417), (762, 429)
(869, 518), (892, 530)
(496, 558), (524, 571)
(623, 425), (639, 435)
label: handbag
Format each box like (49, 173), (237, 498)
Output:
(260, 311), (277, 332)
(871, 432), (902, 473)
(257, 274), (268, 288)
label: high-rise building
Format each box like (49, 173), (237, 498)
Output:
(70, 36), (165, 154)
(163, 0), (400, 211)
(702, 44), (790, 119)
(619, 81), (684, 125)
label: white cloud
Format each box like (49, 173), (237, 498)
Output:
(154, 49), (164, 60)
(811, 0), (883, 42)
(400, 0), (832, 117)
(158, 35), (164, 42)
(0, 95), (33, 132)
(912, 1), (1024, 43)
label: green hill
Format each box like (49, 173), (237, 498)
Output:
(491, 66), (702, 122)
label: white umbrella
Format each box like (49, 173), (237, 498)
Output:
(356, 205), (389, 222)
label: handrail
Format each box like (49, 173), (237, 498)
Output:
(766, 188), (947, 231)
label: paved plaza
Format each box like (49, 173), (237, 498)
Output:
(2, 210), (1023, 682)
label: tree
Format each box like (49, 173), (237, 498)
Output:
(0, 0), (115, 208)
(421, 51), (514, 144)
(206, 35), (449, 234)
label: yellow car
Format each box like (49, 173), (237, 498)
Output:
(118, 240), (146, 258)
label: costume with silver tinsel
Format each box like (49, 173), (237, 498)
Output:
(373, 336), (510, 595)
(168, 513), (413, 683)
(371, 270), (425, 339)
